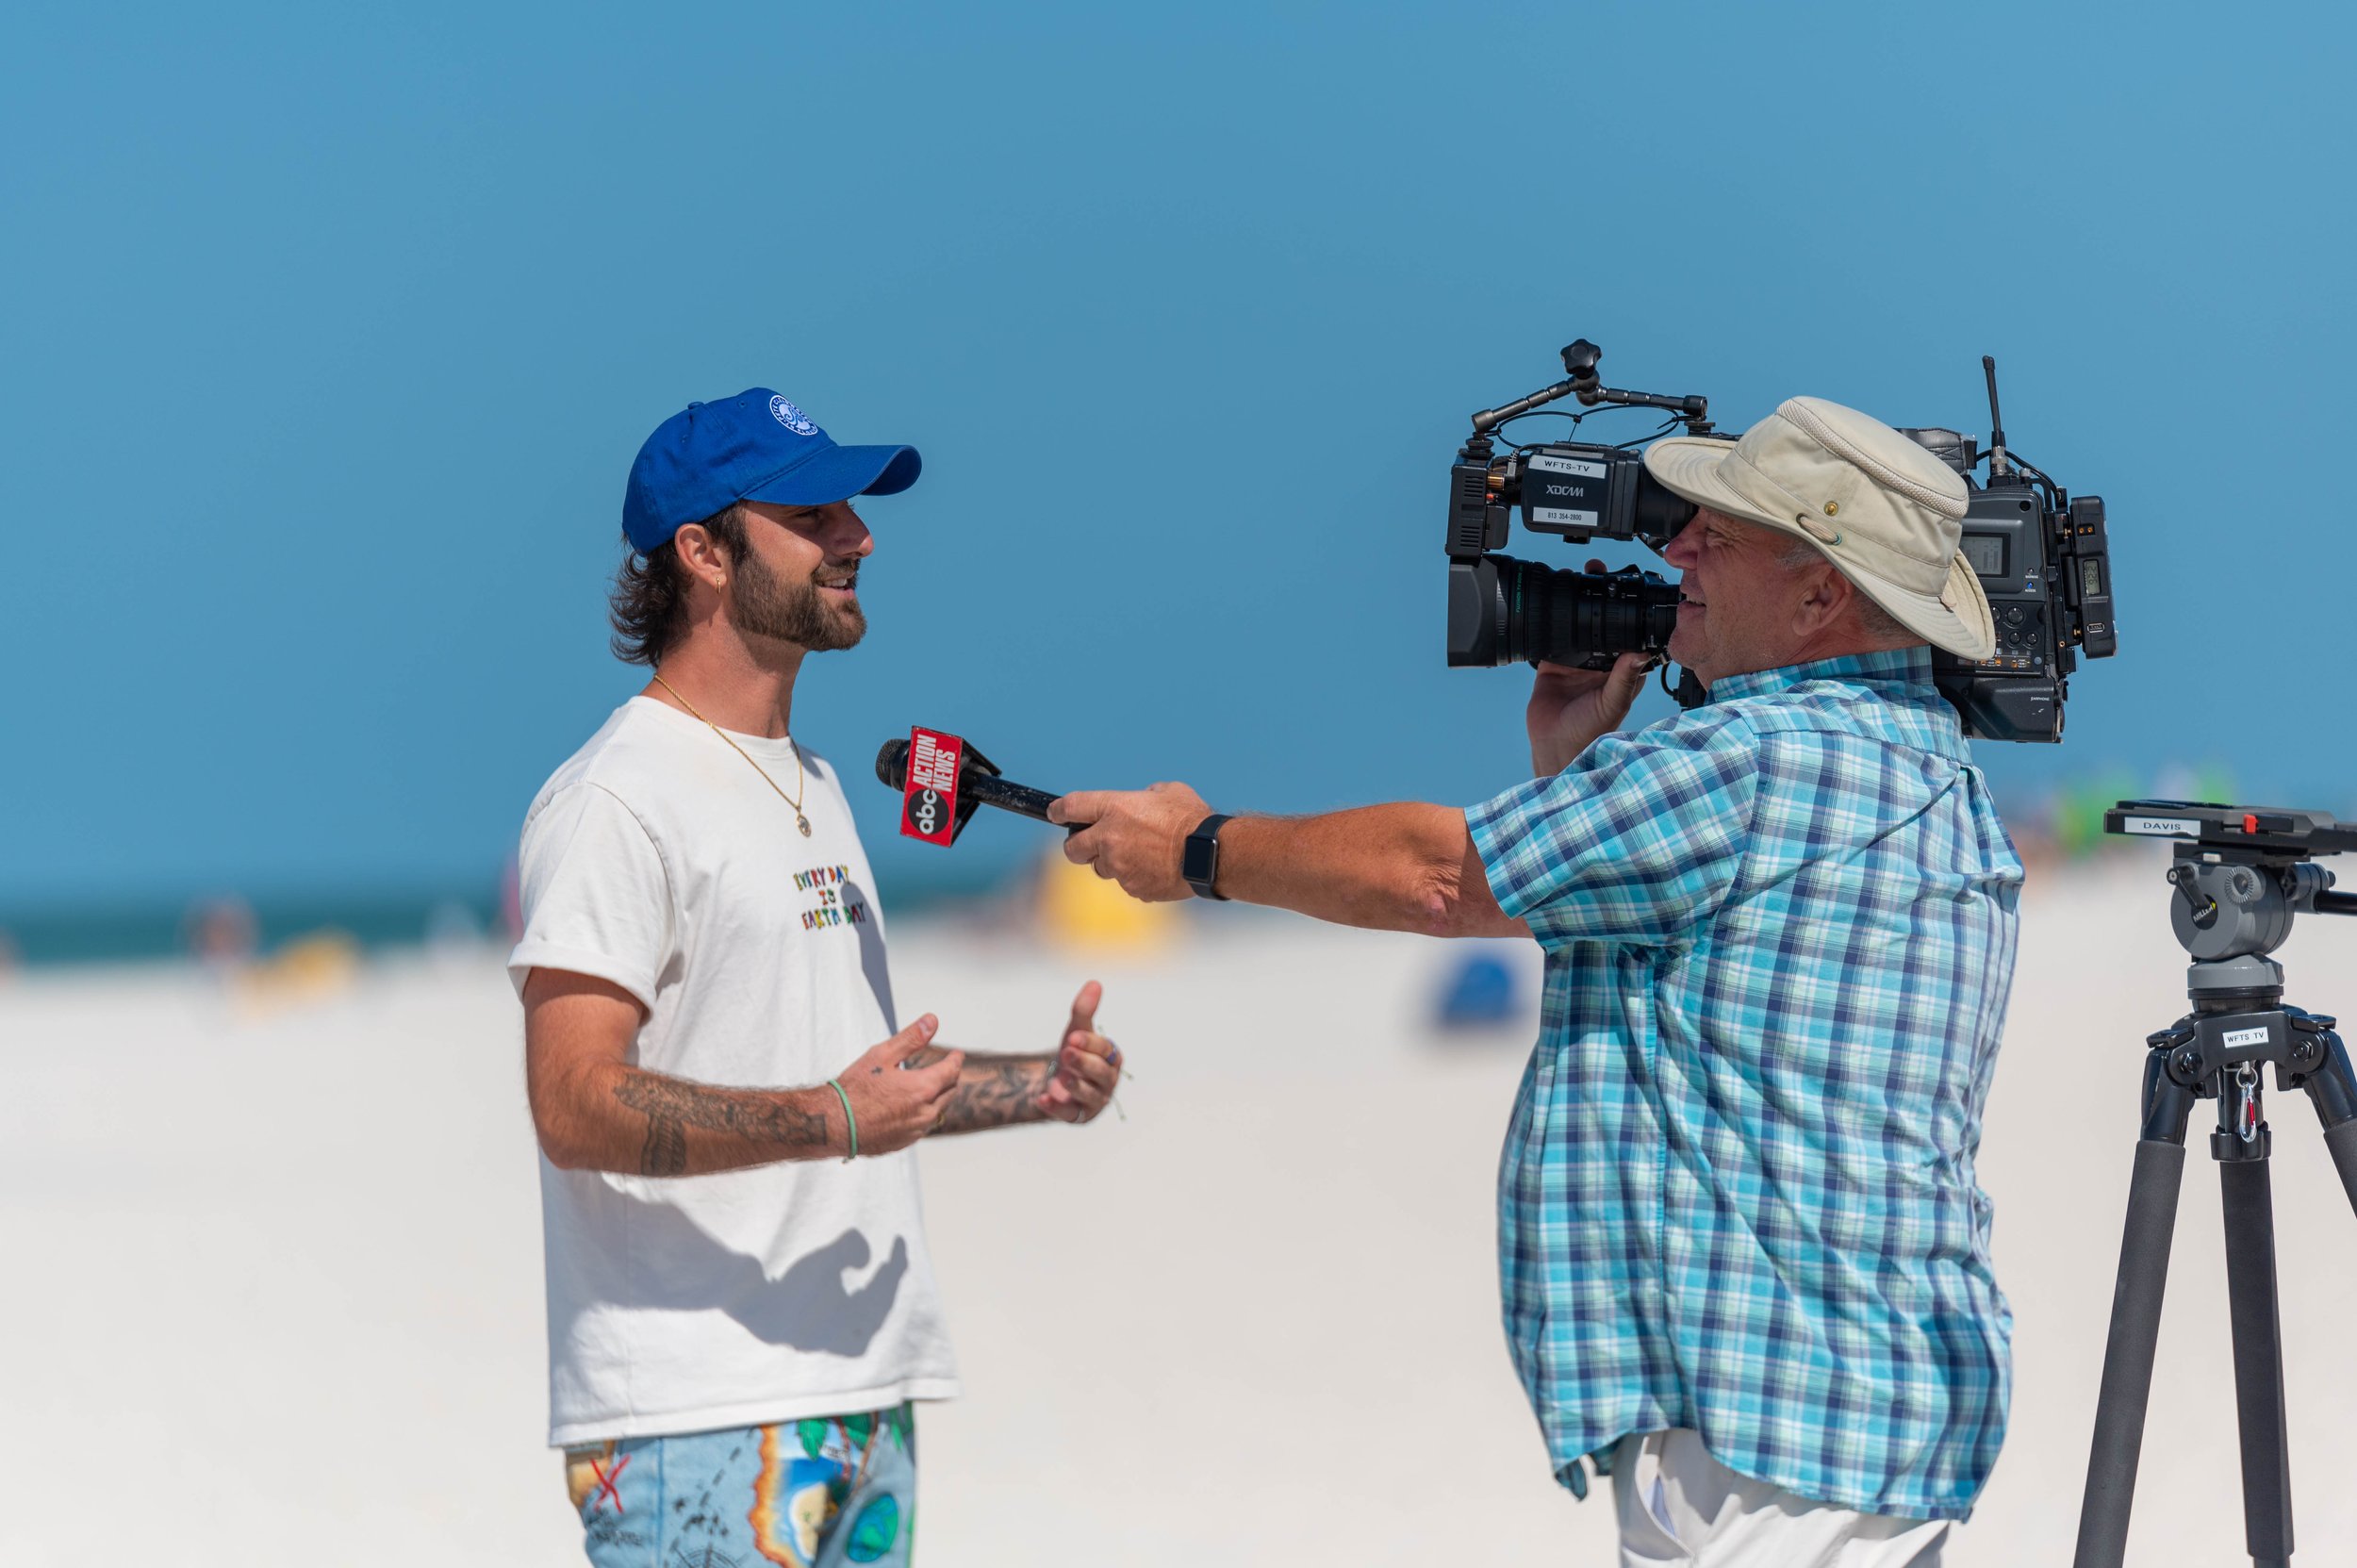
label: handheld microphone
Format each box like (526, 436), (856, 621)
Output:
(876, 731), (1068, 846)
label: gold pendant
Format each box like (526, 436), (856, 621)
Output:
(798, 814), (813, 837)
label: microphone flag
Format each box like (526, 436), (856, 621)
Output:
(900, 726), (964, 846)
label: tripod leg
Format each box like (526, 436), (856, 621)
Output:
(2219, 1153), (2293, 1567)
(2322, 1119), (2357, 1215)
(2074, 1053), (2200, 1568)
(2289, 1027), (2357, 1220)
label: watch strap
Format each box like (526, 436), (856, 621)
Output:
(1182, 813), (1234, 900)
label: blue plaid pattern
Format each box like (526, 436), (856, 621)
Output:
(1466, 649), (2021, 1521)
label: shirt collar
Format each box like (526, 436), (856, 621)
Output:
(1706, 645), (1936, 705)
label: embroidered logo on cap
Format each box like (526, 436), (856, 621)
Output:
(769, 396), (818, 436)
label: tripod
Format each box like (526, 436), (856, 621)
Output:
(2074, 805), (2357, 1568)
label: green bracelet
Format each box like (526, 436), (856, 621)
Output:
(827, 1079), (858, 1164)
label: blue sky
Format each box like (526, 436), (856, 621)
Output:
(4, 1), (2353, 909)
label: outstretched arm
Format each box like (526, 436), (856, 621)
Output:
(522, 968), (963, 1176)
(902, 982), (1123, 1133)
(1049, 786), (1525, 938)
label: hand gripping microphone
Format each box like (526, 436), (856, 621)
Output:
(876, 727), (1068, 847)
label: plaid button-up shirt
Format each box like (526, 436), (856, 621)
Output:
(1465, 648), (2022, 1521)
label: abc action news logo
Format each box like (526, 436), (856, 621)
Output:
(900, 727), (964, 846)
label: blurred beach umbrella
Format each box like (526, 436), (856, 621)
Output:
(1036, 850), (1178, 953)
(1431, 950), (1519, 1031)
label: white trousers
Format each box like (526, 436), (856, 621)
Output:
(1611, 1430), (1951, 1568)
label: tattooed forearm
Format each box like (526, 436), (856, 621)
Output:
(610, 1074), (833, 1176)
(640, 1102), (686, 1176)
(902, 1048), (1053, 1135)
(942, 1059), (1052, 1134)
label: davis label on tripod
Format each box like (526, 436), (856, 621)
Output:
(2072, 799), (2357, 1568)
(2120, 813), (2203, 838)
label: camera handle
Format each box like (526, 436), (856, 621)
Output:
(2073, 854), (2357, 1568)
(1464, 339), (1715, 442)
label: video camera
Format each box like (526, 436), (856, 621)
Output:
(1442, 339), (2118, 743)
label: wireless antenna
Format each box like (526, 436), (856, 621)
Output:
(1983, 355), (2009, 479)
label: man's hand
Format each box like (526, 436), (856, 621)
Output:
(836, 1016), (964, 1156)
(1049, 781), (1211, 901)
(1037, 981), (1121, 1123)
(893, 984), (1123, 1134)
(1527, 563), (1656, 775)
(1527, 653), (1652, 775)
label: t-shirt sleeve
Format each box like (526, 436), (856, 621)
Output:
(1466, 723), (1759, 949)
(507, 782), (674, 1010)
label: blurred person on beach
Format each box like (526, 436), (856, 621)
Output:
(511, 390), (1124, 1568)
(1055, 399), (2021, 1566)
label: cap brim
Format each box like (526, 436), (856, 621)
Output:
(743, 443), (922, 507)
(1641, 437), (1996, 661)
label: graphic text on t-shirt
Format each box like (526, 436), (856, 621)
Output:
(794, 864), (870, 931)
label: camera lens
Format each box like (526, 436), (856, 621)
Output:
(1447, 556), (1680, 668)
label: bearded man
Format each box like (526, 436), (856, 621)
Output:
(510, 388), (1124, 1568)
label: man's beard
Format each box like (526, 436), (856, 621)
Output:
(730, 550), (866, 652)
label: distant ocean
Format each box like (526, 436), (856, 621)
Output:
(0, 887), (508, 968)
(0, 858), (1014, 969)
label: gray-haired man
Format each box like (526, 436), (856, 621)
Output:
(1055, 399), (2022, 1566)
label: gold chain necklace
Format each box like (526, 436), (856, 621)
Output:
(650, 671), (812, 837)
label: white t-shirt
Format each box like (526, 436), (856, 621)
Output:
(509, 696), (959, 1446)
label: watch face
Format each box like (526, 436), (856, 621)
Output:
(1183, 816), (1226, 895)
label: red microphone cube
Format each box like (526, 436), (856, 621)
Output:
(900, 727), (964, 846)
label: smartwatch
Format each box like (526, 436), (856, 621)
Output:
(1181, 813), (1234, 901)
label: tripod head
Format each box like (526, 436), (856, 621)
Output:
(2106, 801), (2357, 999)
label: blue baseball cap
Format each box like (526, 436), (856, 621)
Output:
(621, 388), (922, 553)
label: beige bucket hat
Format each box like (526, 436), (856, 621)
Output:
(1642, 395), (1995, 660)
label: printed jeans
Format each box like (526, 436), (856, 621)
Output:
(566, 1404), (915, 1568)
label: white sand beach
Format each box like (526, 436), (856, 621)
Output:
(5, 852), (2355, 1564)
